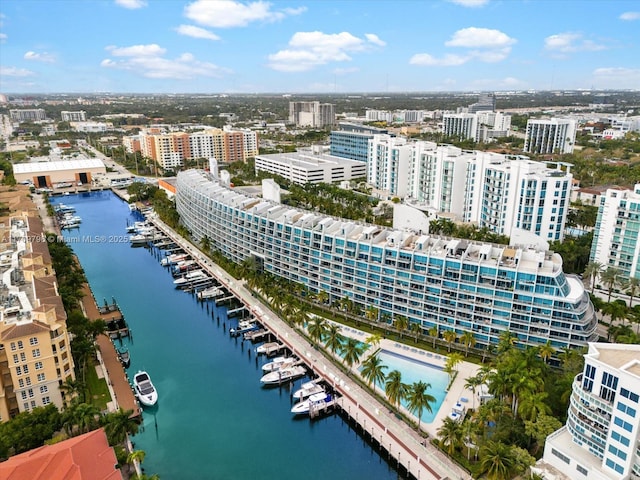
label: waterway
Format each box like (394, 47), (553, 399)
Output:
(53, 191), (402, 480)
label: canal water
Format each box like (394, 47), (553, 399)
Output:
(53, 191), (401, 480)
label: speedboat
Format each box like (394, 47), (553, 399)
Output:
(260, 365), (306, 385)
(160, 253), (188, 267)
(293, 380), (325, 400)
(261, 356), (297, 372)
(291, 392), (333, 415)
(173, 270), (209, 287)
(196, 286), (222, 300)
(256, 342), (282, 355)
(117, 346), (130, 368)
(229, 320), (258, 336)
(133, 370), (158, 407)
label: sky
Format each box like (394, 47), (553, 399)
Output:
(0, 0), (639, 94)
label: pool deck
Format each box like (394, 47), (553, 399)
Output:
(150, 215), (473, 480)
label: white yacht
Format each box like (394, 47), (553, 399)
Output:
(293, 380), (325, 400)
(261, 356), (297, 372)
(260, 365), (306, 385)
(290, 392), (333, 415)
(173, 270), (208, 287)
(133, 371), (158, 407)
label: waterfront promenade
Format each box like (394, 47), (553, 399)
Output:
(149, 214), (473, 480)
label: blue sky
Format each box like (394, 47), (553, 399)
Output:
(0, 0), (639, 94)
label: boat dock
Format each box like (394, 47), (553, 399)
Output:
(80, 284), (141, 419)
(147, 215), (472, 480)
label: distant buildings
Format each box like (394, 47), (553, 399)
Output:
(9, 109), (47, 122)
(60, 110), (87, 122)
(441, 93), (511, 142)
(255, 149), (366, 185)
(537, 343), (640, 480)
(0, 188), (75, 421)
(524, 118), (577, 154)
(590, 183), (640, 281)
(289, 101), (335, 128)
(13, 159), (106, 188)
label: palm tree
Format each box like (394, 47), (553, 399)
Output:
(428, 325), (439, 349)
(442, 329), (457, 353)
(601, 266), (621, 302)
(437, 416), (464, 456)
(602, 300), (629, 327)
(410, 321), (422, 343)
(307, 317), (327, 346)
(324, 324), (344, 357)
(464, 373), (484, 411)
(538, 340), (555, 364)
(621, 276), (640, 308)
(101, 408), (139, 446)
(360, 354), (388, 391)
(63, 402), (100, 436)
(460, 331), (475, 357)
(341, 338), (364, 371)
(127, 449), (146, 477)
(385, 370), (408, 411)
(59, 377), (84, 406)
(364, 333), (382, 349)
(496, 330), (517, 354)
(583, 261), (603, 293)
(365, 305), (379, 324)
(394, 314), (409, 340)
(380, 312), (392, 336)
(478, 441), (515, 480)
(518, 391), (552, 422)
(444, 352), (463, 380)
(316, 289), (329, 305)
(405, 381), (436, 431)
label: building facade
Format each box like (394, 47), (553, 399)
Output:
(367, 134), (414, 198)
(538, 343), (640, 480)
(0, 192), (75, 421)
(61, 111), (87, 122)
(254, 149), (366, 184)
(289, 101), (336, 128)
(590, 184), (640, 281)
(442, 112), (511, 142)
(176, 169), (598, 354)
(524, 118), (577, 154)
(9, 109), (47, 122)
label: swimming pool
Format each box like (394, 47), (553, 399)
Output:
(372, 349), (449, 424)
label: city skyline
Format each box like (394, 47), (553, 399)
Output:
(0, 0), (639, 94)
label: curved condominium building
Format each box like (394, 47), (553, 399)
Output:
(176, 169), (598, 352)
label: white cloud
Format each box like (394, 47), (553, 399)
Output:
(619, 11), (640, 20)
(102, 43), (230, 80)
(0, 66), (35, 77)
(175, 24), (220, 41)
(267, 31), (381, 72)
(184, 0), (304, 28)
(469, 47), (511, 63)
(445, 27), (515, 48)
(24, 51), (56, 63)
(544, 32), (606, 53)
(0, 33), (6, 42)
(409, 53), (469, 66)
(447, 0), (489, 7)
(593, 67), (640, 89)
(365, 33), (386, 47)
(115, 0), (147, 9)
(106, 44), (167, 57)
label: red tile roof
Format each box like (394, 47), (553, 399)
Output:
(0, 429), (123, 480)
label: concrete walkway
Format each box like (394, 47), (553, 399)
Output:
(149, 214), (472, 480)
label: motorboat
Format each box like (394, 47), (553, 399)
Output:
(293, 380), (325, 401)
(260, 365), (306, 385)
(291, 392), (333, 415)
(117, 346), (130, 368)
(196, 286), (223, 300)
(256, 342), (282, 355)
(160, 253), (188, 266)
(130, 234), (150, 247)
(229, 320), (258, 336)
(173, 270), (209, 287)
(133, 371), (158, 407)
(261, 356), (297, 372)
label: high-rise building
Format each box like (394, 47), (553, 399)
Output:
(61, 111), (87, 122)
(590, 184), (640, 281)
(289, 101), (335, 128)
(442, 111), (511, 142)
(468, 93), (496, 113)
(0, 194), (75, 421)
(330, 122), (389, 163)
(367, 134), (414, 198)
(442, 113), (478, 141)
(9, 109), (47, 122)
(536, 343), (640, 480)
(524, 118), (577, 154)
(176, 169), (598, 354)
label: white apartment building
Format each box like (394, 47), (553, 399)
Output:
(406, 145), (572, 241)
(367, 134), (414, 198)
(254, 149), (366, 185)
(61, 111), (87, 122)
(536, 343), (640, 480)
(442, 112), (511, 142)
(365, 110), (427, 123)
(524, 118), (577, 154)
(590, 184), (640, 281)
(9, 109), (47, 122)
(289, 101), (335, 128)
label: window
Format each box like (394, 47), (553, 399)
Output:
(611, 430), (630, 447)
(29, 337), (38, 346)
(42, 396), (51, 405)
(17, 340), (23, 349)
(39, 385), (48, 394)
(617, 401), (637, 417)
(600, 372), (618, 403)
(18, 378), (24, 388)
(25, 377), (31, 386)
(20, 352), (26, 362)
(10, 342), (16, 351)
(12, 354), (18, 364)
(608, 444), (627, 461)
(23, 365), (29, 374)
(551, 448), (570, 464)
(23, 402), (29, 411)
(576, 464), (588, 476)
(27, 388), (34, 398)
(583, 364), (596, 392)
(34, 362), (43, 370)
(621, 387), (639, 403)
(37, 373), (45, 382)
(32, 349), (40, 358)
(20, 391), (27, 400)
(16, 366), (22, 376)
(614, 416), (633, 432)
